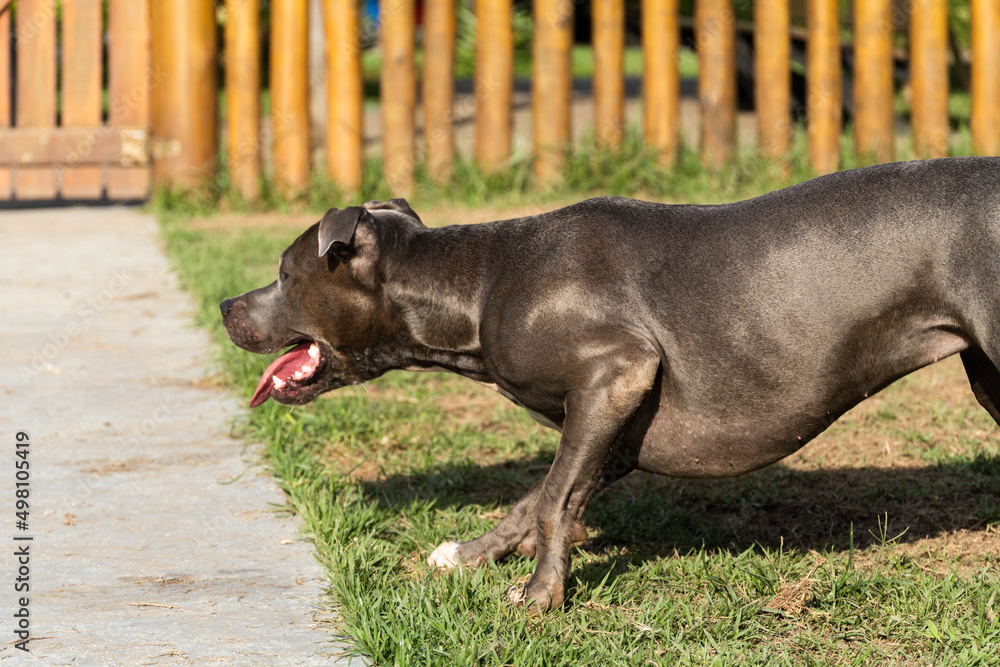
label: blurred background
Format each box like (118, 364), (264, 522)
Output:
(0, 0), (987, 205)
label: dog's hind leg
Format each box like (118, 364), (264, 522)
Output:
(428, 480), (546, 569)
(961, 345), (1000, 425)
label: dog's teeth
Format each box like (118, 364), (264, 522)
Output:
(293, 371), (303, 379)
(272, 376), (286, 389)
(309, 343), (320, 359)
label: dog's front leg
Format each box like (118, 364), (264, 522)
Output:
(509, 345), (660, 612)
(428, 456), (626, 567)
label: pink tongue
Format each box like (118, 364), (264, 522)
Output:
(249, 342), (312, 408)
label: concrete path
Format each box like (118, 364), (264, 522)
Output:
(0, 207), (363, 664)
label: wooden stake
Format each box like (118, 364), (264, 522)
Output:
(109, 0), (152, 199)
(642, 0), (679, 164)
(325, 0), (364, 193)
(271, 0), (310, 193)
(15, 0), (57, 199)
(475, 0), (513, 171)
(61, 0), (103, 199)
(696, 0), (736, 168)
(225, 0), (262, 200)
(971, 0), (1000, 156)
(911, 0), (949, 158)
(381, 0), (417, 194)
(807, 0), (841, 175)
(0, 5), (9, 199)
(533, 0), (573, 183)
(593, 0), (624, 148)
(150, 0), (218, 190)
(755, 0), (791, 160)
(854, 0), (894, 164)
(424, 0), (456, 182)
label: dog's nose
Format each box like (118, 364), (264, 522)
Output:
(220, 298), (234, 317)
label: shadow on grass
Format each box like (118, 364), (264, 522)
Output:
(360, 450), (1000, 558)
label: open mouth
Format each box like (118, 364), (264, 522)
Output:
(249, 341), (325, 408)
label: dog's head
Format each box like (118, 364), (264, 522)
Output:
(220, 199), (423, 407)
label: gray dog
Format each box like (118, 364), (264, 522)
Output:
(221, 157), (1000, 611)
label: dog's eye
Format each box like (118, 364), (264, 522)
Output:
(280, 270), (290, 282)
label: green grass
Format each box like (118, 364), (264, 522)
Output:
(158, 140), (1000, 665)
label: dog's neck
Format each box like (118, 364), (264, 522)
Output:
(378, 223), (498, 381)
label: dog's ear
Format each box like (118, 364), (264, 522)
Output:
(318, 206), (369, 257)
(363, 198), (423, 224)
(317, 206), (380, 288)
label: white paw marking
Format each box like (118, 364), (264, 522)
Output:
(427, 541), (462, 569)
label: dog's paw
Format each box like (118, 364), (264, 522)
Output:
(506, 583), (556, 614)
(427, 541), (462, 569)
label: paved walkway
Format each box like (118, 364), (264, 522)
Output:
(0, 207), (363, 664)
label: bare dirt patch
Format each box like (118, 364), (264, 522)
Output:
(769, 569), (820, 615)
